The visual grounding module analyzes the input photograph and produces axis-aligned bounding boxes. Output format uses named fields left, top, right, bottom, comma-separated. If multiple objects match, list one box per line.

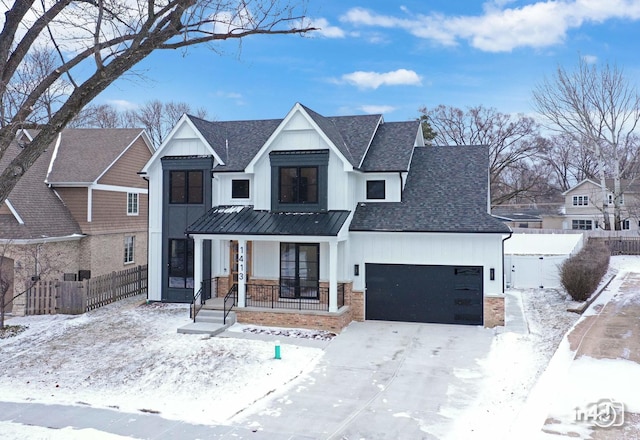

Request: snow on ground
left=0, top=297, right=323, bottom=426
left=0, top=421, right=135, bottom=440
left=2, top=256, right=639, bottom=440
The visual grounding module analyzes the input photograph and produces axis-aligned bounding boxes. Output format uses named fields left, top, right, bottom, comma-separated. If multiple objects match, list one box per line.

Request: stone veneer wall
left=484, top=296, right=505, bottom=328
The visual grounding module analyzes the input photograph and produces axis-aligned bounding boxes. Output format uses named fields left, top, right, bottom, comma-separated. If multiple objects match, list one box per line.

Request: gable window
left=124, top=236, right=135, bottom=264
left=168, top=239, right=194, bottom=289
left=279, top=167, right=318, bottom=204
left=572, top=195, right=589, bottom=206
left=231, top=179, right=250, bottom=199
left=366, top=180, right=386, bottom=200
left=170, top=170, right=203, bottom=204
left=127, top=193, right=139, bottom=215
left=572, top=219, right=593, bottom=230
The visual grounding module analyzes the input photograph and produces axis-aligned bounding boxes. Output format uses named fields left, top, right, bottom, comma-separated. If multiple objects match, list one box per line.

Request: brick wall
left=236, top=307, right=352, bottom=333
left=484, top=296, right=505, bottom=328
left=78, top=231, right=148, bottom=278
left=350, top=290, right=365, bottom=321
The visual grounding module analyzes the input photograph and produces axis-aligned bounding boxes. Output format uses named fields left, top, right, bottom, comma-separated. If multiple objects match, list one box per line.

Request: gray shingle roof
left=46, top=128, right=145, bottom=183
left=0, top=140, right=82, bottom=240
left=188, top=105, right=409, bottom=172
left=186, top=206, right=350, bottom=236
left=350, top=146, right=511, bottom=233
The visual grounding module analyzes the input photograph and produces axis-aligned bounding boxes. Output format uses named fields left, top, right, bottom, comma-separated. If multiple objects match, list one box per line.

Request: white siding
left=215, top=173, right=254, bottom=206
left=349, top=232, right=505, bottom=296
left=356, top=172, right=403, bottom=203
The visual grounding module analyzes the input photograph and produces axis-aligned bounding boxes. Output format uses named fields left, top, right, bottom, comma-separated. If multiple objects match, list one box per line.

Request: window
left=170, top=170, right=203, bottom=204
left=572, top=195, right=589, bottom=206
left=231, top=179, right=250, bottom=199
left=127, top=193, right=139, bottom=215
left=366, top=180, right=386, bottom=200
left=279, top=167, right=318, bottom=204
left=608, top=194, right=624, bottom=206
left=168, top=239, right=194, bottom=289
left=572, top=219, right=593, bottom=230
left=280, top=243, right=319, bottom=299
left=124, top=236, right=135, bottom=264
left=622, top=219, right=630, bottom=230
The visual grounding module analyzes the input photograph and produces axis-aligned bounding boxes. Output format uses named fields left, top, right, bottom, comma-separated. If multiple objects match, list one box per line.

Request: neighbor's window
left=608, top=194, right=624, bottom=206
left=231, top=179, right=250, bottom=199
left=279, top=166, right=318, bottom=204
left=366, top=180, right=386, bottom=200
left=572, top=195, right=589, bottom=206
left=170, top=170, right=203, bottom=204
left=168, top=239, right=194, bottom=289
left=124, top=236, right=135, bottom=264
left=127, top=192, right=139, bottom=215
left=622, top=219, right=630, bottom=230
left=572, top=219, right=593, bottom=230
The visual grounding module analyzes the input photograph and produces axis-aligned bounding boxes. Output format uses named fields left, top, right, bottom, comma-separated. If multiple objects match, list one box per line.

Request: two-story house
left=0, top=128, right=153, bottom=315
left=547, top=178, right=640, bottom=231
left=141, top=103, right=511, bottom=331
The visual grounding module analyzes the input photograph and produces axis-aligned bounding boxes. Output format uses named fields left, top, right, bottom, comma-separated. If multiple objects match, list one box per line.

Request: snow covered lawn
left=0, top=298, right=323, bottom=425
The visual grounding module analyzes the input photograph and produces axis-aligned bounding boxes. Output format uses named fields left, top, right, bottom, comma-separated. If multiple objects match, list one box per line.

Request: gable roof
left=563, top=178, right=640, bottom=196
left=359, top=121, right=419, bottom=172
left=0, top=137, right=82, bottom=240
left=350, top=146, right=511, bottom=233
left=45, top=128, right=149, bottom=184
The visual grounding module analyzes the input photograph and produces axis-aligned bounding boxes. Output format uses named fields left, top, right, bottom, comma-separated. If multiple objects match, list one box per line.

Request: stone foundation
left=484, top=295, right=505, bottom=328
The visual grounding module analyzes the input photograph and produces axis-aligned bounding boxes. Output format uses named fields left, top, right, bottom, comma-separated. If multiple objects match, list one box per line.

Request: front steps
left=177, top=309, right=236, bottom=336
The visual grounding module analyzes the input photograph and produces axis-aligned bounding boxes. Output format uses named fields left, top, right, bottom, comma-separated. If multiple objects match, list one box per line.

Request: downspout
left=502, top=231, right=513, bottom=293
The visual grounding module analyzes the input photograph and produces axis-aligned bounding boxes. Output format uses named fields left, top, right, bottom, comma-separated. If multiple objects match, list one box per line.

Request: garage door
left=365, top=263, right=483, bottom=325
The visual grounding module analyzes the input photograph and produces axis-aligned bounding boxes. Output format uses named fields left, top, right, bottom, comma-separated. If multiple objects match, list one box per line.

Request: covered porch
left=187, top=206, right=352, bottom=326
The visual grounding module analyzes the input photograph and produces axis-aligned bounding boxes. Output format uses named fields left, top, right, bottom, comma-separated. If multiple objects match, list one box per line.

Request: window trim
left=572, top=195, right=589, bottom=206
left=572, top=219, right=593, bottom=230
left=366, top=180, right=386, bottom=200
left=278, top=166, right=319, bottom=205
left=124, top=235, right=135, bottom=264
left=231, top=179, right=250, bottom=199
left=127, top=192, right=139, bottom=216
left=269, top=150, right=329, bottom=212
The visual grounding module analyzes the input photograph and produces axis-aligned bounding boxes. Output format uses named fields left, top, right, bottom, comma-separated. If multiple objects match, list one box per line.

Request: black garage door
left=365, top=263, right=483, bottom=325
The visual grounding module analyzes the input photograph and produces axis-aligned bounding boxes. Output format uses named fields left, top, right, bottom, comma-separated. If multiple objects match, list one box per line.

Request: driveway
left=230, top=321, right=495, bottom=439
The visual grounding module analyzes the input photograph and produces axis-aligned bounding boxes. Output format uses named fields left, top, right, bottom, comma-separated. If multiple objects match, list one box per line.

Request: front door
left=280, top=243, right=319, bottom=299
left=229, top=241, right=252, bottom=287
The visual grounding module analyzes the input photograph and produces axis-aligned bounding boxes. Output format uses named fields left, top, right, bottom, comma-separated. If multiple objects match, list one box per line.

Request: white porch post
left=329, top=240, right=338, bottom=313
left=193, top=236, right=203, bottom=297
left=237, top=239, right=247, bottom=307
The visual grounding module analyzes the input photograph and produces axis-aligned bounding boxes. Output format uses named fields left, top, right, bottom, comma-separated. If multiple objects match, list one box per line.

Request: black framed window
left=168, top=239, right=194, bottom=288
left=170, top=170, right=203, bottom=204
left=366, top=180, right=386, bottom=200
left=280, top=243, right=319, bottom=299
left=232, top=179, right=250, bottom=199
left=279, top=166, right=318, bottom=204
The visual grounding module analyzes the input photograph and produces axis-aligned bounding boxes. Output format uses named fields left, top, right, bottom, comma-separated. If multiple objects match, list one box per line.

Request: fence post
left=137, top=265, right=142, bottom=295
left=111, top=271, right=116, bottom=302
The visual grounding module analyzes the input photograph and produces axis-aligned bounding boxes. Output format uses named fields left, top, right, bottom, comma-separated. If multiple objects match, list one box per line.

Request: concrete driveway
left=230, top=321, right=495, bottom=439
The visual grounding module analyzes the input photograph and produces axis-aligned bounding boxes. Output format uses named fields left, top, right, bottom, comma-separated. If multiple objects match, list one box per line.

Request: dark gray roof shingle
left=350, top=146, right=511, bottom=233
left=360, top=121, right=419, bottom=171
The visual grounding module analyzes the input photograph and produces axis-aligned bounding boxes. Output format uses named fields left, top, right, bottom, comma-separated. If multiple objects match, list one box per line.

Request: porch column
left=237, top=238, right=247, bottom=307
left=329, top=240, right=338, bottom=313
left=193, top=236, right=203, bottom=298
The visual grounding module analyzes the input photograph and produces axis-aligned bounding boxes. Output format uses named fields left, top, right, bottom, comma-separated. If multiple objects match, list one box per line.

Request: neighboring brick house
left=551, top=178, right=640, bottom=231
left=141, top=103, right=511, bottom=331
left=0, top=128, right=154, bottom=315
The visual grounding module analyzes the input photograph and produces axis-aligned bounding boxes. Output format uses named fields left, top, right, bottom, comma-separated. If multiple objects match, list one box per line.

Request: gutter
left=502, top=230, right=513, bottom=293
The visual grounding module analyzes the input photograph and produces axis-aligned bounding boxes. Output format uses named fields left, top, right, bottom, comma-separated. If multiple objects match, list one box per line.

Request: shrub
left=560, top=239, right=610, bottom=301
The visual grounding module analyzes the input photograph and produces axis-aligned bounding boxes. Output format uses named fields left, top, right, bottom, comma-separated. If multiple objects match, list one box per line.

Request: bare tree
left=0, top=0, right=314, bottom=206
left=420, top=104, right=545, bottom=204
left=542, top=133, right=600, bottom=192
left=69, top=103, right=125, bottom=128
left=533, top=59, right=640, bottom=230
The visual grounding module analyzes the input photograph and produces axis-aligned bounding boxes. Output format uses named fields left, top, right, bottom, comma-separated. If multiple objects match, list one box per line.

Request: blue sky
left=98, top=0, right=640, bottom=122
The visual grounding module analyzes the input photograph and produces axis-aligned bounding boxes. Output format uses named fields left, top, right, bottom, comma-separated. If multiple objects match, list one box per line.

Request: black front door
left=280, top=243, right=319, bottom=299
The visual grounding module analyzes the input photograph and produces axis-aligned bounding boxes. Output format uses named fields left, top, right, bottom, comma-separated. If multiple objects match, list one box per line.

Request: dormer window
left=270, top=150, right=328, bottom=212
left=232, top=179, right=250, bottom=199
left=279, top=167, right=318, bottom=204
left=366, top=180, right=385, bottom=200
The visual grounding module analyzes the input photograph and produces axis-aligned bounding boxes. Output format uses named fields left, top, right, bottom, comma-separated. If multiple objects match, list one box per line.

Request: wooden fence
left=26, top=265, right=147, bottom=315
left=592, top=237, right=640, bottom=255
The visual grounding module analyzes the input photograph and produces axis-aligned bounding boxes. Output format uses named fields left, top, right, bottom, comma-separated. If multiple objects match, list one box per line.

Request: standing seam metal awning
left=185, top=206, right=351, bottom=236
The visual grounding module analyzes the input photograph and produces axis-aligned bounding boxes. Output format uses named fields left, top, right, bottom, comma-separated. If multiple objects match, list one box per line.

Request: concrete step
left=194, top=309, right=236, bottom=325
left=177, top=321, right=231, bottom=336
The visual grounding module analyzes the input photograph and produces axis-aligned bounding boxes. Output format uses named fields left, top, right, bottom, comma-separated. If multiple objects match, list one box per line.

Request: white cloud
left=341, top=1, right=640, bottom=52
left=359, top=105, right=396, bottom=114
left=340, top=69, right=422, bottom=89
left=307, top=17, right=345, bottom=38
left=107, top=99, right=138, bottom=111
left=582, top=54, right=598, bottom=64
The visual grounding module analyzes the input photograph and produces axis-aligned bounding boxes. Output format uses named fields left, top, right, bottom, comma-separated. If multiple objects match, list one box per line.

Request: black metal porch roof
left=186, top=206, right=351, bottom=236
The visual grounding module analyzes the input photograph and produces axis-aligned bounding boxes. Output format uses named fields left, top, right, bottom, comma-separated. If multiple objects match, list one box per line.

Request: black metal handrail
left=223, top=284, right=237, bottom=324
left=245, top=283, right=345, bottom=311
left=191, top=284, right=203, bottom=323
